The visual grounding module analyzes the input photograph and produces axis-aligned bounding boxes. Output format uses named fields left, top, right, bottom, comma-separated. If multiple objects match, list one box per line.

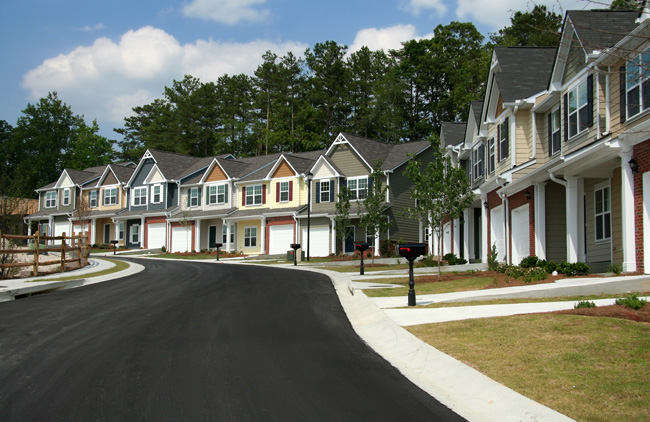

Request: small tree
left=360, top=161, right=391, bottom=263
left=404, top=138, right=474, bottom=276
left=333, top=185, right=353, bottom=255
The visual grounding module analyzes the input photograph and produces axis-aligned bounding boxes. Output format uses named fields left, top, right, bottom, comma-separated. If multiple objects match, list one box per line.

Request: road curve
left=0, top=258, right=464, bottom=421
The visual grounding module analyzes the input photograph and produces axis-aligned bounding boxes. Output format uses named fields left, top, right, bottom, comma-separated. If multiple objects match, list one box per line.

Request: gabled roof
left=110, top=164, right=136, bottom=184
left=493, top=47, right=557, bottom=103
left=382, top=141, right=430, bottom=171
left=471, top=101, right=483, bottom=127
left=567, top=9, right=639, bottom=54
left=440, top=122, right=467, bottom=148
left=148, top=149, right=206, bottom=180
left=63, top=168, right=100, bottom=186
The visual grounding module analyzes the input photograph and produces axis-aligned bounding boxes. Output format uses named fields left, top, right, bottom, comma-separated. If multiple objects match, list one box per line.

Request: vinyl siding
left=562, top=33, right=585, bottom=84
left=515, top=109, right=532, bottom=165
left=270, top=178, right=300, bottom=209
left=102, top=171, right=118, bottom=186
left=311, top=178, right=338, bottom=214
left=238, top=219, right=262, bottom=254
left=545, top=181, right=567, bottom=263
left=149, top=182, right=167, bottom=211
left=329, top=144, right=369, bottom=176
left=611, top=168, right=623, bottom=266
left=584, top=178, right=611, bottom=271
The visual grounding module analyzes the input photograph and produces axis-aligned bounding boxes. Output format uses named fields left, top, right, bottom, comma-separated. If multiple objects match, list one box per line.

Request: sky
left=1, top=0, right=589, bottom=141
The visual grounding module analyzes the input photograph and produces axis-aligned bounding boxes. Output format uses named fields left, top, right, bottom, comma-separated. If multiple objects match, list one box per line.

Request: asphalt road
left=0, top=259, right=464, bottom=421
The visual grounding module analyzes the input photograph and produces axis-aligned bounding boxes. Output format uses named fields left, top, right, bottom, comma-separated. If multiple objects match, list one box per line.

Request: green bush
left=615, top=294, right=648, bottom=310
left=519, top=255, right=539, bottom=268
left=606, top=264, right=622, bottom=275
left=487, top=244, right=499, bottom=271
left=575, top=300, right=596, bottom=309
left=161, top=245, right=166, bottom=253
left=443, top=253, right=467, bottom=265
left=557, top=261, right=590, bottom=276
left=418, top=255, right=440, bottom=267
left=380, top=239, right=392, bottom=257
left=522, top=267, right=548, bottom=283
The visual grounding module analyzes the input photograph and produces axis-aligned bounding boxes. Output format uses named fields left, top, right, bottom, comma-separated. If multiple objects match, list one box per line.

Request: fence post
left=60, top=232, right=66, bottom=273
left=83, top=232, right=89, bottom=267
left=34, top=231, right=39, bottom=276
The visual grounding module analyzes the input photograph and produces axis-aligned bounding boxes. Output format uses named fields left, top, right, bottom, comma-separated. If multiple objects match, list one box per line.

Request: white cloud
left=182, top=0, right=269, bottom=25
left=22, top=26, right=307, bottom=125
left=78, top=23, right=105, bottom=32
left=456, top=0, right=586, bottom=31
left=348, top=24, right=434, bottom=55
left=399, top=0, right=447, bottom=16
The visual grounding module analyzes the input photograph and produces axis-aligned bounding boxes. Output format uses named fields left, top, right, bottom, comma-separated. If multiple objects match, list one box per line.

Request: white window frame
left=626, top=48, right=650, bottom=120
left=222, top=224, right=235, bottom=243
left=498, top=120, right=509, bottom=162
left=549, top=107, right=561, bottom=156
left=347, top=177, right=368, bottom=201
left=45, top=191, right=57, bottom=208
left=568, top=79, right=589, bottom=138
left=594, top=181, right=611, bottom=242
left=488, top=138, right=495, bottom=174
left=62, top=188, right=70, bottom=206
left=132, top=187, right=147, bottom=207
left=245, top=184, right=263, bottom=206
left=189, top=187, right=200, bottom=207
left=208, top=184, right=227, bottom=205
left=131, top=224, right=140, bottom=244
left=319, top=180, right=330, bottom=203
left=104, top=187, right=118, bottom=206
left=279, top=181, right=290, bottom=202
left=472, top=144, right=484, bottom=181
left=151, top=184, right=162, bottom=204
left=118, top=221, right=125, bottom=240
left=244, top=226, right=257, bottom=248
left=89, top=190, right=98, bottom=208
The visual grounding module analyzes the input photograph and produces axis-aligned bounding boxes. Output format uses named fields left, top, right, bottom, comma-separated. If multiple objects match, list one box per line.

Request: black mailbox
left=213, top=242, right=223, bottom=261
left=110, top=240, right=119, bottom=255
left=355, top=242, right=371, bottom=275
left=290, top=243, right=301, bottom=266
left=397, top=242, right=427, bottom=307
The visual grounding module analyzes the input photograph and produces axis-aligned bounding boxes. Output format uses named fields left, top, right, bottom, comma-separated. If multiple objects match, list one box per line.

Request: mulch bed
left=552, top=304, right=650, bottom=323
left=412, top=270, right=600, bottom=288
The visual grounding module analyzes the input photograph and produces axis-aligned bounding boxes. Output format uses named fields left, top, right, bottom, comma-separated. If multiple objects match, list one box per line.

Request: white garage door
left=269, top=225, right=294, bottom=255
left=511, top=205, right=530, bottom=266
left=443, top=222, right=452, bottom=255
left=171, top=226, right=191, bottom=253
left=54, top=221, right=69, bottom=237
left=491, top=205, right=505, bottom=263
left=302, top=227, right=329, bottom=257
left=148, top=223, right=166, bottom=249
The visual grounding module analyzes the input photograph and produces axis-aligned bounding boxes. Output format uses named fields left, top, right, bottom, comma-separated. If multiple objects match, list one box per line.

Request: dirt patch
left=552, top=304, right=650, bottom=323
left=412, top=270, right=600, bottom=289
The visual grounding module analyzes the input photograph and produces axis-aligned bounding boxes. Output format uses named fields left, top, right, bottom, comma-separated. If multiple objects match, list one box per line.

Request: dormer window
left=625, top=48, right=650, bottom=120
left=208, top=184, right=228, bottom=205
left=62, top=188, right=70, bottom=206
left=45, top=191, right=56, bottom=208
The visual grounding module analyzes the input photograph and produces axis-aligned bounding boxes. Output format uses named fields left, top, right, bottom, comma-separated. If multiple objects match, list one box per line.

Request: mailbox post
left=398, top=243, right=427, bottom=306
left=355, top=242, right=370, bottom=275
left=110, top=240, right=119, bottom=255
left=290, top=243, right=301, bottom=266
left=213, top=242, right=223, bottom=261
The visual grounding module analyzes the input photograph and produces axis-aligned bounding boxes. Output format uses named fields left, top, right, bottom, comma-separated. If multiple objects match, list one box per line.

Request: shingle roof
left=567, top=10, right=639, bottom=53
left=494, top=47, right=557, bottom=102
left=471, top=101, right=483, bottom=126
left=337, top=133, right=430, bottom=171
left=383, top=141, right=430, bottom=170
left=168, top=207, right=237, bottom=219
left=440, top=122, right=467, bottom=148
left=148, top=149, right=205, bottom=180
left=65, top=168, right=101, bottom=185
left=110, top=164, right=135, bottom=184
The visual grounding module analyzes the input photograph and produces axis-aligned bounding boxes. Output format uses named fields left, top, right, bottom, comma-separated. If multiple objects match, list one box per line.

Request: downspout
left=511, top=106, right=519, bottom=168
left=605, top=67, right=611, bottom=134
left=549, top=172, right=567, bottom=187
left=530, top=110, right=536, bottom=159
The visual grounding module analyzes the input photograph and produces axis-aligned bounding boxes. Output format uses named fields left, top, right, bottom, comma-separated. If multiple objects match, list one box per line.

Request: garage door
left=302, top=227, right=329, bottom=257
left=490, top=205, right=505, bottom=262
left=148, top=223, right=166, bottom=249
left=269, top=225, right=294, bottom=255
left=54, top=221, right=69, bottom=237
left=511, top=205, right=530, bottom=266
left=171, top=226, right=191, bottom=253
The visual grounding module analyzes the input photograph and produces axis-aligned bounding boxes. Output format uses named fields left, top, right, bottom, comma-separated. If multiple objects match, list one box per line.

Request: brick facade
left=633, top=139, right=650, bottom=273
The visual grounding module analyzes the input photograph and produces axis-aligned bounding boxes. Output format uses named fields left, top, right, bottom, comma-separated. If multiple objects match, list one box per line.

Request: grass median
left=32, top=259, right=130, bottom=282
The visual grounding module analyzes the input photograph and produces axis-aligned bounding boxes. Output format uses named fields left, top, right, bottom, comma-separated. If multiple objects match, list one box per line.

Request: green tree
left=216, top=74, right=256, bottom=156
left=115, top=98, right=172, bottom=161
left=610, top=0, right=644, bottom=9
left=490, top=5, right=562, bottom=47
left=64, top=119, right=114, bottom=170
left=333, top=185, right=352, bottom=255
left=360, top=161, right=391, bottom=262
left=404, top=139, right=474, bottom=275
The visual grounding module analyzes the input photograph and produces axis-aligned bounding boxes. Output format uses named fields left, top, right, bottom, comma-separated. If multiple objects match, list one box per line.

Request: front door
left=104, top=224, right=111, bottom=244
left=344, top=226, right=355, bottom=253
left=208, top=226, right=217, bottom=249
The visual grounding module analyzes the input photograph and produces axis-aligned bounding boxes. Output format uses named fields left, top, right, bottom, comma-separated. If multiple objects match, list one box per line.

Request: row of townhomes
left=437, top=7, right=650, bottom=274
left=26, top=134, right=431, bottom=257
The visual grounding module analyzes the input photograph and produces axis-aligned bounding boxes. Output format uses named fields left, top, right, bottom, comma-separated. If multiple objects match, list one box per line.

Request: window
left=245, top=184, right=263, bottom=206
left=131, top=224, right=140, bottom=244
left=498, top=118, right=509, bottom=161
left=45, top=191, right=56, bottom=208
left=104, top=187, right=118, bottom=206
left=62, top=188, right=70, bottom=206
left=549, top=108, right=561, bottom=155
left=89, top=190, right=98, bottom=208
left=366, top=227, right=375, bottom=244
left=189, top=187, right=199, bottom=207
left=222, top=224, right=235, bottom=244
left=347, top=177, right=368, bottom=201
left=278, top=181, right=289, bottom=202
left=488, top=138, right=495, bottom=174
left=594, top=183, right=611, bottom=242
left=151, top=184, right=162, bottom=204
left=118, top=222, right=125, bottom=240
left=319, top=180, right=330, bottom=203
left=208, top=184, right=227, bottom=205
left=132, top=187, right=146, bottom=206
left=568, top=79, right=590, bottom=138
left=244, top=226, right=257, bottom=247
left=472, top=144, right=484, bottom=181
left=424, top=226, right=430, bottom=243
left=626, top=48, right=650, bottom=119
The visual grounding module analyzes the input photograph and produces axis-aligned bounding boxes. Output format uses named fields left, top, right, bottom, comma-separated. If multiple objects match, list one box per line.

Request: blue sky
left=1, top=0, right=586, bottom=140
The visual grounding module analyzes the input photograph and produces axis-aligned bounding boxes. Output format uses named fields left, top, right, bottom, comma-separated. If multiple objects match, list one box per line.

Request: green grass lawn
left=314, top=264, right=411, bottom=273
left=363, top=276, right=496, bottom=297
left=32, top=259, right=130, bottom=282
left=408, top=314, right=650, bottom=422
left=149, top=253, right=238, bottom=260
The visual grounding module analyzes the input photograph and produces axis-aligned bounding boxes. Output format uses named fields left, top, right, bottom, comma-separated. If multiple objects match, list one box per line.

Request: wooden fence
left=0, top=231, right=89, bottom=277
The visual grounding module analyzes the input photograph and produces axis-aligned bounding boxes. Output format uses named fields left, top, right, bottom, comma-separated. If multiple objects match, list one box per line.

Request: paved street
left=0, top=258, right=463, bottom=421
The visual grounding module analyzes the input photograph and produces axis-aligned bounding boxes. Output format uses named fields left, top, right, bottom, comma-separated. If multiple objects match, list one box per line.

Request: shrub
left=380, top=239, right=392, bottom=257
left=418, top=255, right=440, bottom=267
left=443, top=253, right=467, bottom=265
left=557, top=261, right=590, bottom=276
left=487, top=243, right=499, bottom=271
left=522, top=267, right=548, bottom=283
left=536, top=259, right=557, bottom=274
left=161, top=245, right=166, bottom=253
left=615, top=294, right=648, bottom=310
left=575, top=300, right=596, bottom=309
left=519, top=255, right=539, bottom=268
left=606, top=264, right=621, bottom=275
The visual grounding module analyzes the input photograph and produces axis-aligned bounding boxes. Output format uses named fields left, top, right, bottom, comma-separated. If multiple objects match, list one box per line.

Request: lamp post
left=307, top=171, right=313, bottom=261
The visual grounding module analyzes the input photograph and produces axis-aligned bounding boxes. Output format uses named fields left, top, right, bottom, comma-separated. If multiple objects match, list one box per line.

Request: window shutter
left=198, top=189, right=202, bottom=205
left=242, top=186, right=246, bottom=206
left=497, top=124, right=501, bottom=161
left=563, top=93, right=568, bottom=141
left=315, top=181, right=321, bottom=204
left=586, top=74, right=594, bottom=128
left=620, top=64, right=627, bottom=124
left=224, top=185, right=229, bottom=203
left=276, top=182, right=280, bottom=202
left=187, top=190, right=190, bottom=207
left=289, top=181, right=293, bottom=201
left=368, top=177, right=373, bottom=197
left=262, top=185, right=266, bottom=204
left=341, top=179, right=347, bottom=189
left=504, top=117, right=509, bottom=157
left=329, top=180, right=334, bottom=202
left=548, top=113, right=553, bottom=156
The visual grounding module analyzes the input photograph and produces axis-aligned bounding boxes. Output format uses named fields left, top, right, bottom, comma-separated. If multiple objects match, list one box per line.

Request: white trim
left=199, top=158, right=231, bottom=184
left=151, top=183, right=163, bottom=204
left=325, top=133, right=373, bottom=171
left=264, top=155, right=298, bottom=180
left=132, top=186, right=147, bottom=207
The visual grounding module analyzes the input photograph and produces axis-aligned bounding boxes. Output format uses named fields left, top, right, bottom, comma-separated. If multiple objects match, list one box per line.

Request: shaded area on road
left=0, top=258, right=463, bottom=421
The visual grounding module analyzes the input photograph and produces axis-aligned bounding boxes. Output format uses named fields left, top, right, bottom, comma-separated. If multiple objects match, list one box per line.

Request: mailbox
left=354, top=242, right=371, bottom=275
left=213, top=242, right=223, bottom=261
left=290, top=243, right=301, bottom=266
left=110, top=240, right=119, bottom=255
left=398, top=243, right=427, bottom=260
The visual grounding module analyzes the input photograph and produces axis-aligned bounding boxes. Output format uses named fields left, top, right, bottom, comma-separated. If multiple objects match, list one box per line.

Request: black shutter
left=367, top=177, right=373, bottom=197
left=224, top=185, right=229, bottom=203
left=586, top=74, right=594, bottom=128
left=620, top=64, right=627, bottom=123
left=329, top=180, right=334, bottom=202
left=497, top=124, right=501, bottom=161
left=504, top=117, right=509, bottom=158
left=315, top=181, right=320, bottom=204
left=563, top=93, right=568, bottom=141
left=548, top=113, right=553, bottom=156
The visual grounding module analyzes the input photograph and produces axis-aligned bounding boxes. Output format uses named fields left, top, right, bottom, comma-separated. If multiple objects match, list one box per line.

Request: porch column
left=225, top=220, right=231, bottom=252
left=27, top=222, right=32, bottom=236
left=565, top=176, right=579, bottom=263
left=90, top=218, right=97, bottom=245
left=620, top=149, right=637, bottom=272
left=330, top=218, right=336, bottom=255
left=453, top=217, right=459, bottom=255
left=140, top=217, right=145, bottom=247
left=481, top=193, right=488, bottom=263
left=534, top=182, right=547, bottom=260
left=196, top=220, right=201, bottom=252
left=427, top=214, right=434, bottom=255
left=260, top=217, right=266, bottom=255
left=577, top=178, right=586, bottom=263
left=374, top=228, right=380, bottom=256
left=418, top=219, right=423, bottom=243
left=463, top=209, right=471, bottom=261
